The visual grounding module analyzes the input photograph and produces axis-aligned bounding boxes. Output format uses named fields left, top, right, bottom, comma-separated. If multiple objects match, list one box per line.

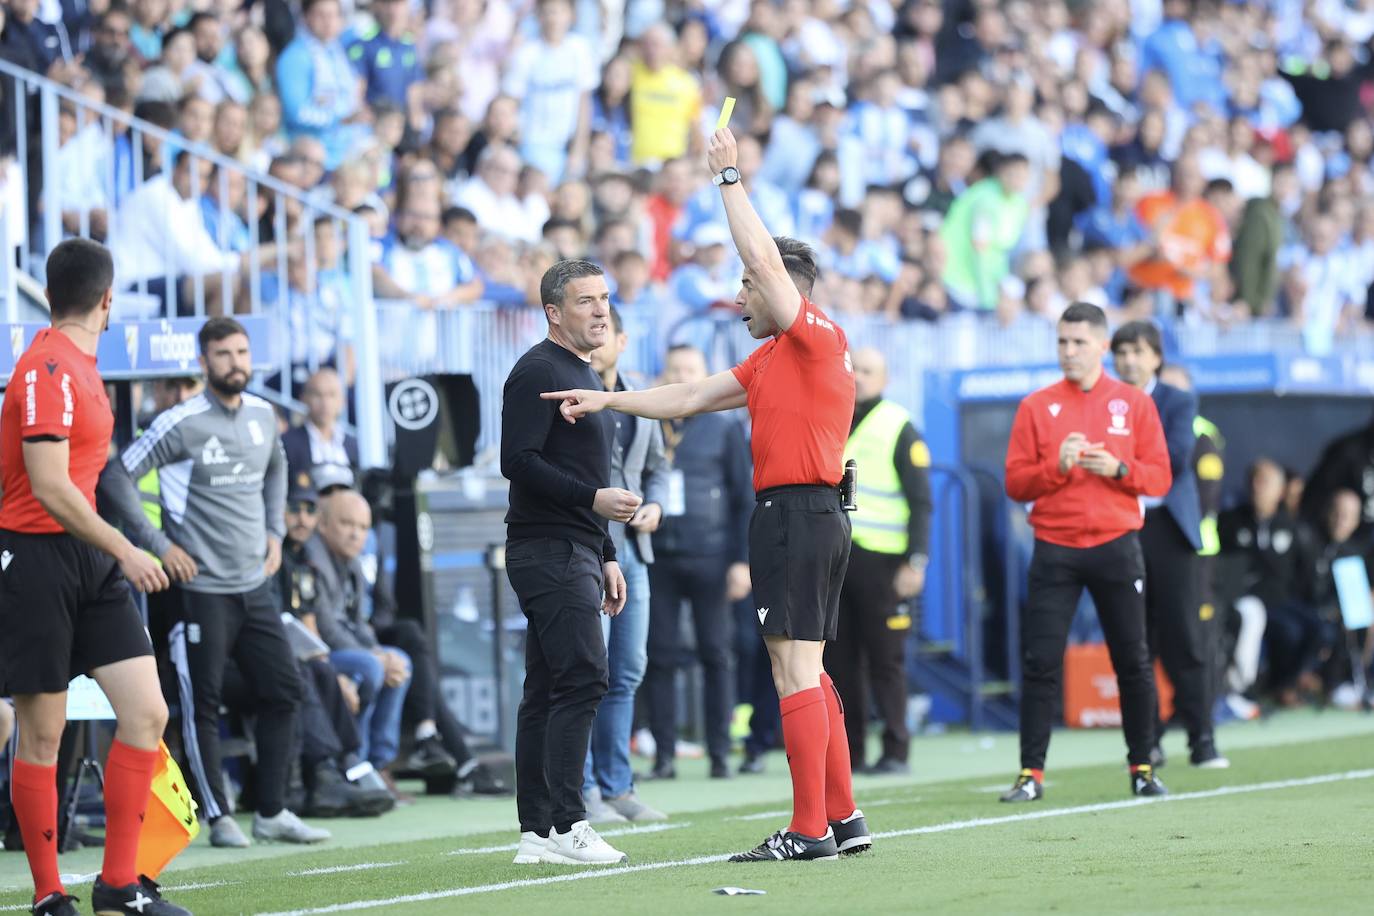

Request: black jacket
left=651, top=413, right=753, bottom=562
left=1301, top=422, right=1374, bottom=532
left=1216, top=504, right=1306, bottom=610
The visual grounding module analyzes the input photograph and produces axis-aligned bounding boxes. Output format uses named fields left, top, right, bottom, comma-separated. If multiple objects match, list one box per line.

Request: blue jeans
left=583, top=543, right=650, bottom=798
left=331, top=647, right=411, bottom=769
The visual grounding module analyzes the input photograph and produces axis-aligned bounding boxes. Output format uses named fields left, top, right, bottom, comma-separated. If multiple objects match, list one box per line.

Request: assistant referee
left=0, top=239, right=189, bottom=916
left=1001, top=303, right=1172, bottom=803
left=544, top=127, right=869, bottom=863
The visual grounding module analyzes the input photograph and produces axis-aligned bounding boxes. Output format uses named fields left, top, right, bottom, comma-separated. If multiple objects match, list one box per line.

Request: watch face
left=724, top=167, right=740, bottom=181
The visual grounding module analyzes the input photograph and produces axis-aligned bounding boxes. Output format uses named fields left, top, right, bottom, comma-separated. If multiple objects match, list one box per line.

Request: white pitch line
left=728, top=798, right=905, bottom=821
left=165, top=880, right=239, bottom=891
left=885, top=769, right=1374, bottom=839
left=445, top=821, right=689, bottom=856
left=257, top=768, right=1374, bottom=916
left=290, top=863, right=405, bottom=877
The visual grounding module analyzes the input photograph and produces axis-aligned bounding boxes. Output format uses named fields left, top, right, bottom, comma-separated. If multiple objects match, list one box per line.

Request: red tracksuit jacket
left=1004, top=374, right=1171, bottom=548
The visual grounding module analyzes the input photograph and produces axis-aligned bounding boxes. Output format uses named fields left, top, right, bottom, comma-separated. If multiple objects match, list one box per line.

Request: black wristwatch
left=713, top=166, right=741, bottom=186
left=1115, top=461, right=1129, bottom=480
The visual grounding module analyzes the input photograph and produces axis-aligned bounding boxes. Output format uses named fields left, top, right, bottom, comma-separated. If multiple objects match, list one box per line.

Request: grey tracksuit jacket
left=109, top=391, right=287, bottom=594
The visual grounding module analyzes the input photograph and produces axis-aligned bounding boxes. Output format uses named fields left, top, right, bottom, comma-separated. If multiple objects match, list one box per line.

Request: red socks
left=779, top=687, right=829, bottom=838
left=101, top=740, right=159, bottom=889
left=11, top=760, right=64, bottom=902
left=819, top=673, right=856, bottom=822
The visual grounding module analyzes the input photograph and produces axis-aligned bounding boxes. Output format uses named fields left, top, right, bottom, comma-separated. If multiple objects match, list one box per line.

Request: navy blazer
left=1151, top=379, right=1203, bottom=551
left=283, top=423, right=360, bottom=490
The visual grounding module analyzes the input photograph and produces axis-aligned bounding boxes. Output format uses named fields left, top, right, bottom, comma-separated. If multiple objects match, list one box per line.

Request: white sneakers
left=252, top=808, right=331, bottom=844
left=513, top=821, right=628, bottom=865
left=513, top=831, right=548, bottom=864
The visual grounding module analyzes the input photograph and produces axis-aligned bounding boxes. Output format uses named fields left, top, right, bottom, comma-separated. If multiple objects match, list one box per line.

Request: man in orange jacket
left=1001, top=302, right=1172, bottom=803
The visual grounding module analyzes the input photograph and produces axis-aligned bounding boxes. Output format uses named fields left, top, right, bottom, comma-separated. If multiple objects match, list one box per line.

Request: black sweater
left=501, top=339, right=616, bottom=562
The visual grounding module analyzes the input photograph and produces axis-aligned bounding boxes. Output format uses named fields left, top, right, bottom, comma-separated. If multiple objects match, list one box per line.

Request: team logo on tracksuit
left=1107, top=399, right=1131, bottom=436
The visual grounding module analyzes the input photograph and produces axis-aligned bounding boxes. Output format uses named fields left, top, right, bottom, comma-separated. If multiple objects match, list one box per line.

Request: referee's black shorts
left=748, top=485, right=852, bottom=642
left=0, top=529, right=153, bottom=695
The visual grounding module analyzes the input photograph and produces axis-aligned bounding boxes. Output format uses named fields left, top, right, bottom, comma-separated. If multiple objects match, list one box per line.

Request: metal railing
left=0, top=59, right=384, bottom=466
left=375, top=304, right=1373, bottom=463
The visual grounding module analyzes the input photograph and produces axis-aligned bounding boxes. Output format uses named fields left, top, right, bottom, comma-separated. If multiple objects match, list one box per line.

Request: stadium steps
left=913, top=642, right=1019, bottom=731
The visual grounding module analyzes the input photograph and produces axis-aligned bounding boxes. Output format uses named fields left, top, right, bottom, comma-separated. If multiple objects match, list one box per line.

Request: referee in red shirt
left=1001, top=303, right=1172, bottom=804
left=0, top=240, right=190, bottom=916
left=544, top=127, right=868, bottom=862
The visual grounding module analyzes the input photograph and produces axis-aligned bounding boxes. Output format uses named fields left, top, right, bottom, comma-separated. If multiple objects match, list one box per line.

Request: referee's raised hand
left=541, top=387, right=610, bottom=423
left=120, top=545, right=170, bottom=593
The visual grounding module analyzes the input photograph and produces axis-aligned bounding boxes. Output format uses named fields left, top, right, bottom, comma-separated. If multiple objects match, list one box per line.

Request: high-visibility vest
left=138, top=467, right=162, bottom=531
left=1194, top=415, right=1224, bottom=557
left=843, top=399, right=915, bottom=555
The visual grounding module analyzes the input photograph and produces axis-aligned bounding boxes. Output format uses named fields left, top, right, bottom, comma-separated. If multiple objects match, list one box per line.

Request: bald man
left=283, top=368, right=359, bottom=494
left=309, top=489, right=465, bottom=787
left=823, top=348, right=932, bottom=775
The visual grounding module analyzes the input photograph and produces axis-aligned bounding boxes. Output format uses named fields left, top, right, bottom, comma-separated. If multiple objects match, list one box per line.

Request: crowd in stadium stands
left=2, top=0, right=1372, bottom=346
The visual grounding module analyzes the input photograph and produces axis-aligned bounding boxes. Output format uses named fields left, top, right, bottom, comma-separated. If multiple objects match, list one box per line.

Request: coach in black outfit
left=1111, top=321, right=1228, bottom=769
left=501, top=259, right=642, bottom=866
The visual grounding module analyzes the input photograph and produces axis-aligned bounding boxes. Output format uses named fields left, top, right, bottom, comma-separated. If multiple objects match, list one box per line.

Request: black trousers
left=507, top=538, right=608, bottom=834
left=1141, top=509, right=1215, bottom=750
left=169, top=581, right=302, bottom=820
left=375, top=617, right=472, bottom=766
left=645, top=553, right=736, bottom=766
left=824, top=546, right=912, bottom=766
left=299, top=656, right=361, bottom=767
left=1020, top=534, right=1156, bottom=770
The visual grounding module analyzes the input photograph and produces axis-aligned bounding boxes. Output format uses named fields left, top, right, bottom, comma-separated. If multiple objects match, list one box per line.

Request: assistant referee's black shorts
left=0, top=529, right=154, bottom=695
left=748, top=485, right=852, bottom=642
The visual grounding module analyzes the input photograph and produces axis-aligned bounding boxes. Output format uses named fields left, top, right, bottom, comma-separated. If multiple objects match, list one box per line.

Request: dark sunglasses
left=288, top=500, right=318, bottom=515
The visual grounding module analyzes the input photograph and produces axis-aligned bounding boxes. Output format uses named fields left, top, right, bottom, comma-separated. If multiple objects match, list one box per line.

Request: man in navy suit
left=1112, top=322, right=1228, bottom=769
left=283, top=368, right=360, bottom=493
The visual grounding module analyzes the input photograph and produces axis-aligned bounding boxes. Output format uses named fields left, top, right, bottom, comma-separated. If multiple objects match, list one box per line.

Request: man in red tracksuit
left=1000, top=303, right=1172, bottom=803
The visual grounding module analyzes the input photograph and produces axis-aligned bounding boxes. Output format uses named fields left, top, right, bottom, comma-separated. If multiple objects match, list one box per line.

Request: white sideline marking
left=727, top=798, right=903, bottom=821
left=446, top=822, right=689, bottom=855
left=257, top=769, right=1374, bottom=915
left=290, top=863, right=404, bottom=877
left=165, top=880, right=238, bottom=891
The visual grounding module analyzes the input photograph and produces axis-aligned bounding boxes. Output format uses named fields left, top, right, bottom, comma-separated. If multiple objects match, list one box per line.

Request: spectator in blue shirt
left=346, top=0, right=423, bottom=124
left=276, top=0, right=369, bottom=170
left=590, top=55, right=631, bottom=167
left=1077, top=169, right=1151, bottom=296
left=200, top=167, right=251, bottom=253
left=1062, top=101, right=1119, bottom=208
left=1138, top=0, right=1228, bottom=116
left=373, top=187, right=484, bottom=310
left=7, top=0, right=74, bottom=73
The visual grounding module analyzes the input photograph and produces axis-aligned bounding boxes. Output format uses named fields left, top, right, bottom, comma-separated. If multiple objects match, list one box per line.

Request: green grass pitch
left=3, top=710, right=1371, bottom=914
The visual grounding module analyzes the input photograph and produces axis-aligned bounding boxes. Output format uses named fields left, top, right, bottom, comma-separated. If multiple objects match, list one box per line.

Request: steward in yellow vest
left=823, top=348, right=931, bottom=775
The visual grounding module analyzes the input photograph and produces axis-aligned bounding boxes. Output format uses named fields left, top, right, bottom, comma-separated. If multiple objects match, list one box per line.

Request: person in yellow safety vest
left=823, top=347, right=932, bottom=776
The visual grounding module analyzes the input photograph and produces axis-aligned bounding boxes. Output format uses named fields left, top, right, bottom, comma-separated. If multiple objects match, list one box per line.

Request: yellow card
left=716, top=97, right=736, bottom=131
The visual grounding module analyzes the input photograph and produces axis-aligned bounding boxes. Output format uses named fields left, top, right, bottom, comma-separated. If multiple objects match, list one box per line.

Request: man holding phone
left=1001, top=303, right=1173, bottom=803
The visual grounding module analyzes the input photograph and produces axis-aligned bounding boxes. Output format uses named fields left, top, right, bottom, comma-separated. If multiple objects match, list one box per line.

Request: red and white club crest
left=1107, top=398, right=1130, bottom=432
